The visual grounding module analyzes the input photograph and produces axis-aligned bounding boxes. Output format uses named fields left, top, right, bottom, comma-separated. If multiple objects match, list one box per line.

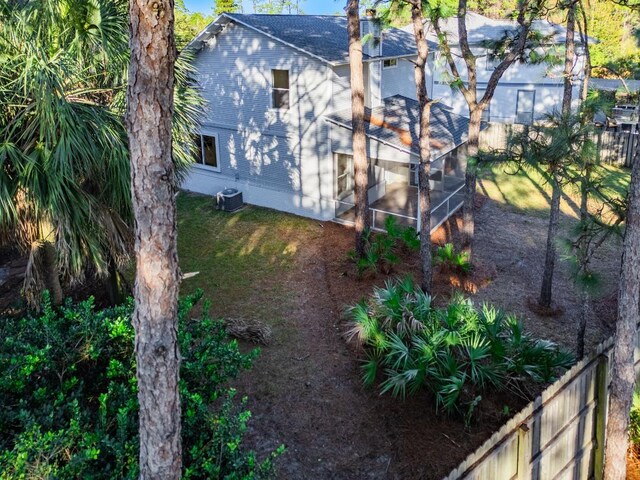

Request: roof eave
left=324, top=117, right=415, bottom=157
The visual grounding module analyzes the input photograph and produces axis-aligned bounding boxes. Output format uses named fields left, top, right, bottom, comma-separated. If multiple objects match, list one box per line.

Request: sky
left=183, top=0, right=346, bottom=15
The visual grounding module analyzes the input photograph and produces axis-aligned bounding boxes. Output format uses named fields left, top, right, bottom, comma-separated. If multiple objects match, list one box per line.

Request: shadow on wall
left=194, top=23, right=336, bottom=216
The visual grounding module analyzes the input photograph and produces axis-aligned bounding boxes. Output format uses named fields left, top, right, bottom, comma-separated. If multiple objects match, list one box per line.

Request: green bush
left=434, top=243, right=471, bottom=274
left=0, top=291, right=282, bottom=479
left=349, top=217, right=421, bottom=275
left=346, top=277, right=574, bottom=423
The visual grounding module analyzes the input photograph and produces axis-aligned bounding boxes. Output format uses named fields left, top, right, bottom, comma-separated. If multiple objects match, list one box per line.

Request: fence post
left=593, top=353, right=610, bottom=480
left=517, top=423, right=531, bottom=480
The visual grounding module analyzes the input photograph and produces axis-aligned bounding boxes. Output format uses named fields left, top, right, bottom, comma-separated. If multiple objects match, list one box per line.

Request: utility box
left=216, top=188, right=243, bottom=212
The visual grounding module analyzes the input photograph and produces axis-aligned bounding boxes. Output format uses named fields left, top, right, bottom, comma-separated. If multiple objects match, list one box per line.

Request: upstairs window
left=194, top=134, right=220, bottom=170
left=383, top=58, right=398, bottom=69
left=272, top=69, right=290, bottom=109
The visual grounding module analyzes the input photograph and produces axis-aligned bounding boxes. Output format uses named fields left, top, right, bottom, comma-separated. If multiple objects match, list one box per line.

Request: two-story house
left=183, top=13, right=473, bottom=231
left=411, top=12, right=587, bottom=124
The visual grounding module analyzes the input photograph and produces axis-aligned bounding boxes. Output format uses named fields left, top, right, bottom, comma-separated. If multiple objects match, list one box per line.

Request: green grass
left=477, top=163, right=631, bottom=218
left=176, top=193, right=317, bottom=321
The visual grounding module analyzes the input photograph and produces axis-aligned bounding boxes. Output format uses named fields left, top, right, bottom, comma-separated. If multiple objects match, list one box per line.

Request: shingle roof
left=403, top=12, right=588, bottom=45
left=325, top=95, right=472, bottom=159
left=212, top=14, right=429, bottom=64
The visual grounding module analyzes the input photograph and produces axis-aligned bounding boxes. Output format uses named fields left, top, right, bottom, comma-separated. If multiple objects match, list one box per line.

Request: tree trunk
left=461, top=106, right=483, bottom=256
left=539, top=176, right=561, bottom=308
left=42, top=240, right=63, bottom=306
left=603, top=143, right=640, bottom=480
left=410, top=4, right=432, bottom=295
left=577, top=1, right=591, bottom=103
left=127, top=1, right=182, bottom=478
left=562, top=1, right=576, bottom=115
left=346, top=0, right=369, bottom=257
left=576, top=289, right=589, bottom=358
left=105, top=256, right=127, bottom=306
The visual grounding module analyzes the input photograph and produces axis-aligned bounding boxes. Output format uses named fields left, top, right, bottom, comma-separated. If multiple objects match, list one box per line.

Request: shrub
left=348, top=217, right=421, bottom=275
left=0, top=291, right=282, bottom=479
left=346, top=277, right=574, bottom=423
left=434, top=243, right=471, bottom=274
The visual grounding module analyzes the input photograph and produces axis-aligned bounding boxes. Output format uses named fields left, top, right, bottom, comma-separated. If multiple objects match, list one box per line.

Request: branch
left=431, top=16, right=470, bottom=100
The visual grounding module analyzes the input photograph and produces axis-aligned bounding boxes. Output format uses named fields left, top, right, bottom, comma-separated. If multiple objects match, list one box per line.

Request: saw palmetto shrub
left=346, top=277, right=574, bottom=423
left=0, top=291, right=282, bottom=479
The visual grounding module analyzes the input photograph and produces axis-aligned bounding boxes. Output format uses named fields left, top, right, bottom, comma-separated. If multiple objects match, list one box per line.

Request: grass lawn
left=176, top=193, right=317, bottom=320
left=477, top=163, right=631, bottom=218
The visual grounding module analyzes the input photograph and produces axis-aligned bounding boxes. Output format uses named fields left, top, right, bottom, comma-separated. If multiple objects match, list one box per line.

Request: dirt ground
left=232, top=195, right=620, bottom=479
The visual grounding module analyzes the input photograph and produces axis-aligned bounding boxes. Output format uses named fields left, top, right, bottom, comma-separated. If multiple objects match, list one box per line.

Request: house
left=183, top=13, right=473, bottom=231
left=410, top=12, right=588, bottom=124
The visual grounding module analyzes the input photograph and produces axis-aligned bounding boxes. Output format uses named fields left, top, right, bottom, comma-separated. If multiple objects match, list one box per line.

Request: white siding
left=381, top=55, right=422, bottom=100
left=431, top=47, right=586, bottom=122
left=184, top=22, right=336, bottom=219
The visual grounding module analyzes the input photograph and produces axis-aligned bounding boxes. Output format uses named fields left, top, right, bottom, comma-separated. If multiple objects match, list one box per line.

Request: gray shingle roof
left=403, top=12, right=589, bottom=45
left=325, top=95, right=472, bottom=159
left=222, top=14, right=428, bottom=64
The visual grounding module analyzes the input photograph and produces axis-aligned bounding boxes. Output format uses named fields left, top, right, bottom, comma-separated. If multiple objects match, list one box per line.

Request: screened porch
left=334, top=144, right=467, bottom=233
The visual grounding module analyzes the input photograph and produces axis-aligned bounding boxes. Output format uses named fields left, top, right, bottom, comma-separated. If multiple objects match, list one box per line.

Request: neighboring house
left=183, top=13, right=472, bottom=231
left=409, top=12, right=588, bottom=124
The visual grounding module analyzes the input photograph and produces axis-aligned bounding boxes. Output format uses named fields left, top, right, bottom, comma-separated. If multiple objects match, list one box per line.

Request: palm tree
left=0, top=0, right=202, bottom=308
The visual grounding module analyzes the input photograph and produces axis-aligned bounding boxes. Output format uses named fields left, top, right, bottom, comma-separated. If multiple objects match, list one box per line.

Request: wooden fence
left=443, top=330, right=640, bottom=480
left=479, top=123, right=638, bottom=168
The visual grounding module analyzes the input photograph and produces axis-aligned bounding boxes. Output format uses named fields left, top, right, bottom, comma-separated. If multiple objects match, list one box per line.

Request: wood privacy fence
left=479, top=123, right=638, bottom=168
left=443, top=330, right=640, bottom=480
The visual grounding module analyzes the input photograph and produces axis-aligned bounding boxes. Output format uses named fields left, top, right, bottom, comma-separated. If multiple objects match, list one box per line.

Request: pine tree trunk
left=346, top=0, right=369, bottom=257
left=576, top=289, right=589, bottom=358
left=127, top=1, right=182, bottom=478
left=461, top=107, right=483, bottom=256
left=603, top=144, right=640, bottom=480
left=562, top=1, right=576, bottom=115
left=410, top=4, right=432, bottom=295
left=539, top=176, right=561, bottom=308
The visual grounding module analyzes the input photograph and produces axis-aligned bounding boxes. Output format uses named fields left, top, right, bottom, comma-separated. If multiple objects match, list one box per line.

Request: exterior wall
left=183, top=22, right=336, bottom=220
left=432, top=82, right=582, bottom=123
left=330, top=54, right=429, bottom=111
left=431, top=46, right=585, bottom=123
left=381, top=56, right=421, bottom=100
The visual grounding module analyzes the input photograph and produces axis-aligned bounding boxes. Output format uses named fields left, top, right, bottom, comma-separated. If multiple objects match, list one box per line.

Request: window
left=485, top=49, right=499, bottom=71
left=478, top=90, right=490, bottom=122
left=194, top=134, right=220, bottom=170
left=516, top=90, right=535, bottom=125
left=336, top=154, right=353, bottom=200
left=383, top=58, right=398, bottom=69
left=271, top=69, right=290, bottom=109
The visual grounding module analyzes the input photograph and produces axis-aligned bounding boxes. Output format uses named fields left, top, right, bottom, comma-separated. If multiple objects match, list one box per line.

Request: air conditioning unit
left=216, top=188, right=243, bottom=212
